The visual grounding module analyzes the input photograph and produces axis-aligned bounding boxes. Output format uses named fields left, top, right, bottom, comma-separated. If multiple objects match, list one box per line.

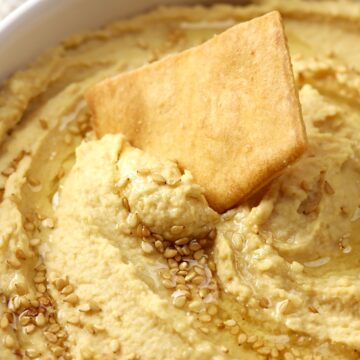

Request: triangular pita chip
left=86, top=11, right=306, bottom=213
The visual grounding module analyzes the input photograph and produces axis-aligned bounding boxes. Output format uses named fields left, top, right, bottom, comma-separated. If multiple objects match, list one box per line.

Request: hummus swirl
left=1, top=1, right=360, bottom=359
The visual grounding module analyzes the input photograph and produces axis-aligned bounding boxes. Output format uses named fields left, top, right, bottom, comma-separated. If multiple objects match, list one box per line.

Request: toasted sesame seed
left=230, top=326, right=240, bottom=335
left=194, top=266, right=205, bottom=276
left=15, top=282, right=27, bottom=295
left=173, top=295, right=187, bottom=308
left=141, top=225, right=151, bottom=238
left=19, top=315, right=31, bottom=326
left=24, top=222, right=35, bottom=231
left=193, top=250, right=205, bottom=260
left=189, top=240, right=201, bottom=252
left=52, top=346, right=65, bottom=357
left=24, top=324, right=36, bottom=334
left=175, top=275, right=186, bottom=284
left=224, top=319, right=236, bottom=327
left=44, top=331, right=58, bottom=343
left=220, top=346, right=229, bottom=353
left=63, top=294, right=79, bottom=306
left=4, top=335, right=16, bottom=348
left=154, top=240, right=164, bottom=253
left=170, top=225, right=185, bottom=235
left=185, top=271, right=196, bottom=282
left=15, top=248, right=27, bottom=260
left=159, top=269, right=171, bottom=280
left=126, top=213, right=139, bottom=228
left=54, top=278, right=67, bottom=291
left=35, top=313, right=47, bottom=327
left=168, top=259, right=178, bottom=268
left=137, top=168, right=151, bottom=175
left=259, top=297, right=270, bottom=308
left=25, top=349, right=41, bottom=358
left=61, top=285, right=74, bottom=295
left=47, top=324, right=60, bottom=333
left=141, top=241, right=154, bottom=254
left=0, top=316, right=9, bottom=329
left=162, top=279, right=175, bottom=289
left=122, top=197, right=130, bottom=212
left=152, top=173, right=166, bottom=185
left=200, top=326, right=209, bottom=334
left=67, top=314, right=80, bottom=325
left=199, top=314, right=212, bottom=322
left=182, top=245, right=191, bottom=256
left=175, top=238, right=190, bottom=246
left=237, top=333, right=247, bottom=345
left=192, top=275, right=205, bottom=285
left=247, top=335, right=257, bottom=344
left=199, top=288, right=209, bottom=299
left=179, top=262, right=189, bottom=270
left=164, top=248, right=177, bottom=258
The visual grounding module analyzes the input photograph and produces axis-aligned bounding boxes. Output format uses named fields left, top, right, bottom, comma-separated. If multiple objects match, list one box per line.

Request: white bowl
left=0, top=0, right=217, bottom=82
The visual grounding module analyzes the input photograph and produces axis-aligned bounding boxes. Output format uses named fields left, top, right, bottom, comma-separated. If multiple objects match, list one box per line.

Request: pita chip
left=86, top=11, right=306, bottom=213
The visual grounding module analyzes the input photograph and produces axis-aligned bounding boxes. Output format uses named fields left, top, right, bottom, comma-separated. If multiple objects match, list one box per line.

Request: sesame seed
left=164, top=248, right=177, bottom=258
left=7, top=258, right=21, bottom=269
left=162, top=279, right=175, bottom=289
left=154, top=240, right=164, bottom=253
left=152, top=174, right=166, bottom=185
left=237, top=333, right=247, bottom=345
left=179, top=262, right=189, bottom=270
left=15, top=248, right=27, bottom=260
left=200, top=327, right=209, bottom=334
left=259, top=297, right=270, bottom=308
left=247, top=335, right=257, bottom=344
left=198, top=288, right=209, bottom=299
left=61, top=285, right=74, bottom=295
left=170, top=225, right=185, bottom=235
left=168, top=259, right=178, bottom=268
left=42, top=218, right=55, bottom=229
left=63, top=294, right=79, bottom=306
left=224, top=319, right=236, bottom=327
left=35, top=313, right=47, bottom=327
left=0, top=316, right=9, bottom=329
left=137, top=168, right=151, bottom=175
left=189, top=240, right=201, bottom=251
left=173, top=295, right=187, bottom=308
left=25, top=349, right=41, bottom=358
left=54, top=278, right=67, bottom=291
left=47, top=324, right=60, bottom=333
left=193, top=250, right=205, bottom=260
left=122, top=197, right=130, bottom=212
left=141, top=241, right=154, bottom=254
left=175, top=238, right=189, bottom=246
left=230, top=326, right=240, bottom=335
left=44, top=331, right=58, bottom=343
left=19, top=315, right=31, bottom=326
left=199, top=314, right=212, bottom=322
left=4, top=335, right=16, bottom=348
left=126, top=213, right=139, bottom=228
left=24, top=324, right=36, bottom=334
left=191, top=275, right=205, bottom=285
left=52, top=346, right=65, bottom=357
left=258, top=346, right=271, bottom=355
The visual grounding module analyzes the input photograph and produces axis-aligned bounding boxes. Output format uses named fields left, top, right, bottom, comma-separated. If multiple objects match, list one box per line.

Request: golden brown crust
left=86, top=11, right=306, bottom=213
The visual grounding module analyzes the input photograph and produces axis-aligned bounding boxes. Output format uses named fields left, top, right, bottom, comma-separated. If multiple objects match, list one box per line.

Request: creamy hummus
left=1, top=0, right=360, bottom=359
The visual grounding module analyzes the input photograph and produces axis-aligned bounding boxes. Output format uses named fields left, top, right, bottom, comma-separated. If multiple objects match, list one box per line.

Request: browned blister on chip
left=86, top=11, right=306, bottom=213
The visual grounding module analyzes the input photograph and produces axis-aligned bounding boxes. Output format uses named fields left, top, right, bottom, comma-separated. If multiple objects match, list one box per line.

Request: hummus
left=1, top=0, right=360, bottom=359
